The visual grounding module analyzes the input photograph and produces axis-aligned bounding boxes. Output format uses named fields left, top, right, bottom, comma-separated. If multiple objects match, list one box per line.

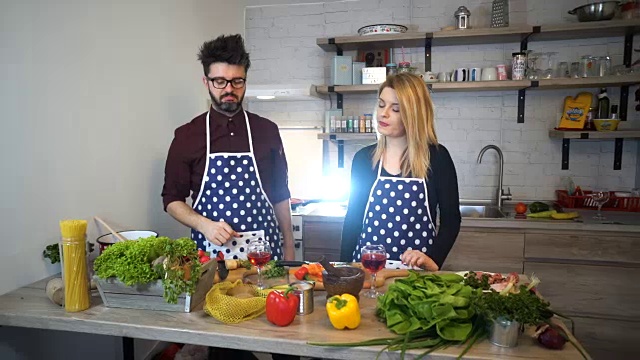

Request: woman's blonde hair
left=372, top=73, right=438, bottom=179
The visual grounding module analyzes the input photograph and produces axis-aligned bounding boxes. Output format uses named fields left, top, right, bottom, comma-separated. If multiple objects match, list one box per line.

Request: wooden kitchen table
left=0, top=274, right=589, bottom=360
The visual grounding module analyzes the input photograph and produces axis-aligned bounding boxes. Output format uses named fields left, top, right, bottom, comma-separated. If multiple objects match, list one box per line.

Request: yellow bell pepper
left=326, top=294, right=361, bottom=330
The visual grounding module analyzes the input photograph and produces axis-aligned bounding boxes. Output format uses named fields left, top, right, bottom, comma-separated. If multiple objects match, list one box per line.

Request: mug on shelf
left=481, top=67, right=498, bottom=81
left=438, top=72, right=451, bottom=82
left=453, top=68, right=468, bottom=82
left=470, top=68, right=482, bottom=81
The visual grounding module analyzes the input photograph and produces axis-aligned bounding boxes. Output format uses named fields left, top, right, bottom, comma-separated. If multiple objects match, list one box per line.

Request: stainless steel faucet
left=477, top=145, right=512, bottom=210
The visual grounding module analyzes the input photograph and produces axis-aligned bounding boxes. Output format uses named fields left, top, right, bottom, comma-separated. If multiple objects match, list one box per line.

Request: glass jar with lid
left=398, top=62, right=412, bottom=73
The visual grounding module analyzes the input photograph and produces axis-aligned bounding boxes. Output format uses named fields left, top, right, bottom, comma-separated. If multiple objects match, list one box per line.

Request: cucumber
left=528, top=201, right=550, bottom=213
left=526, top=210, right=557, bottom=218
left=551, top=212, right=579, bottom=220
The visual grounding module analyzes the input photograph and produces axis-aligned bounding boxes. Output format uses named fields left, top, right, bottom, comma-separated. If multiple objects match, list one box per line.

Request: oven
left=291, top=214, right=304, bottom=261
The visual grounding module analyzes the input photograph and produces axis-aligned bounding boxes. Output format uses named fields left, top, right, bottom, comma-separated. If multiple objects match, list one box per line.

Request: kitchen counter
left=303, top=205, right=640, bottom=233
left=0, top=274, right=588, bottom=360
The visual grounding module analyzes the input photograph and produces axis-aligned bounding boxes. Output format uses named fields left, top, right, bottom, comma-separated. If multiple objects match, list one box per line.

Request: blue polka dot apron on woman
left=352, top=159, right=437, bottom=269
left=191, top=110, right=282, bottom=260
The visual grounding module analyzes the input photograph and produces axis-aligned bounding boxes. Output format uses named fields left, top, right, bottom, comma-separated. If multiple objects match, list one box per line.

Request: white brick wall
left=245, top=0, right=640, bottom=200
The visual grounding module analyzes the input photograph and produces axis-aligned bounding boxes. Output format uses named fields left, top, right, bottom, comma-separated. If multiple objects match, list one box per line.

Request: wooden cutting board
left=217, top=265, right=411, bottom=291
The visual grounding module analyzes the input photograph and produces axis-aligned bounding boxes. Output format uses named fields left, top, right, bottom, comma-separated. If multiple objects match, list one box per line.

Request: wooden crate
left=94, top=260, right=216, bottom=312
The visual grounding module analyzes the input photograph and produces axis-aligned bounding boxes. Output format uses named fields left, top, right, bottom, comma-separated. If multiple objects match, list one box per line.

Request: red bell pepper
left=266, top=287, right=299, bottom=327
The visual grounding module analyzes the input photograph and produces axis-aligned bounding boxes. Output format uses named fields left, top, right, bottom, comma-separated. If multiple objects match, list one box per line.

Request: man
left=162, top=34, right=294, bottom=262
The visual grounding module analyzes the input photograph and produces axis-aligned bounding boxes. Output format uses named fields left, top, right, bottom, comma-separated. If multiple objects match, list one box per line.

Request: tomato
left=199, top=255, right=211, bottom=264
left=515, top=202, right=527, bottom=214
left=197, top=249, right=206, bottom=257
left=294, top=267, right=309, bottom=281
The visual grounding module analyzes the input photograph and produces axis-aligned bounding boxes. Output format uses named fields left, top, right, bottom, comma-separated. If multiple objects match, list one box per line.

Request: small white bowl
left=96, top=230, right=158, bottom=253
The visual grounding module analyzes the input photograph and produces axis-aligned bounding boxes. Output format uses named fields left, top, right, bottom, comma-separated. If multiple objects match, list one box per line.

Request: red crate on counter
left=555, top=190, right=640, bottom=212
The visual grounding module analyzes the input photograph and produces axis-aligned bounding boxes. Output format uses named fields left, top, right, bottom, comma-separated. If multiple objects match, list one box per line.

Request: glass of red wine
left=247, top=238, right=271, bottom=289
left=361, top=244, right=387, bottom=298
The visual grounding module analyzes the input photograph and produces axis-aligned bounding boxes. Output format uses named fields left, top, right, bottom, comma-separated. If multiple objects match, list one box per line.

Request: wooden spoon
left=94, top=216, right=129, bottom=243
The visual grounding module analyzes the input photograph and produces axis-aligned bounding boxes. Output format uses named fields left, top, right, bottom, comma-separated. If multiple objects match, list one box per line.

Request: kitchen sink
left=459, top=205, right=507, bottom=219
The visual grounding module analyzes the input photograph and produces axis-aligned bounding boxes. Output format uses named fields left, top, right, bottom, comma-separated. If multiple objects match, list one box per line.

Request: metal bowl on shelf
left=568, top=1, right=620, bottom=22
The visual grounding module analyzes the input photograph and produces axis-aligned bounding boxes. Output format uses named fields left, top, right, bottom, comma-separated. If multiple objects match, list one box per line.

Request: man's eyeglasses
left=207, top=77, right=246, bottom=89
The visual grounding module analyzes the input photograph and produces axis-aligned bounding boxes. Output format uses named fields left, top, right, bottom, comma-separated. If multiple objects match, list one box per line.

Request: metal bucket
left=489, top=317, right=520, bottom=347
left=290, top=281, right=314, bottom=315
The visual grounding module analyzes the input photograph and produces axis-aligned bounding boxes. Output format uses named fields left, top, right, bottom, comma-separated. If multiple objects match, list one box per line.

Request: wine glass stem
left=257, top=266, right=263, bottom=288
left=371, top=272, right=377, bottom=294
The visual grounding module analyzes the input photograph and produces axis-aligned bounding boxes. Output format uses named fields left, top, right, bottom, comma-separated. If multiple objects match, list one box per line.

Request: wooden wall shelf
left=317, top=133, right=377, bottom=141
left=316, top=32, right=428, bottom=51
left=549, top=129, right=640, bottom=139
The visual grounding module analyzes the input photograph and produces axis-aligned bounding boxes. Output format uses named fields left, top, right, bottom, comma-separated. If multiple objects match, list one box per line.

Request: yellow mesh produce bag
left=204, top=280, right=270, bottom=324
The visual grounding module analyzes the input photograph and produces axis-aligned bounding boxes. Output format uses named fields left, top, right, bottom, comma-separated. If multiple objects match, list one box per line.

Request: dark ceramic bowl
left=322, top=266, right=365, bottom=301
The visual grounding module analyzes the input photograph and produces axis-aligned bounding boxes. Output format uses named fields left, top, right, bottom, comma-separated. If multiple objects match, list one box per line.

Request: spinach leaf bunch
left=377, top=272, right=482, bottom=342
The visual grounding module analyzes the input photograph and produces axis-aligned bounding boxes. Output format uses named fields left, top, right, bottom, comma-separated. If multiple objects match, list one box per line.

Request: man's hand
left=198, top=219, right=238, bottom=246
left=400, top=249, right=439, bottom=271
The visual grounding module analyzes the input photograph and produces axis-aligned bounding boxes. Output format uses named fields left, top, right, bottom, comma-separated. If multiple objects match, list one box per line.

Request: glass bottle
left=610, top=105, right=619, bottom=120
left=597, top=88, right=610, bottom=119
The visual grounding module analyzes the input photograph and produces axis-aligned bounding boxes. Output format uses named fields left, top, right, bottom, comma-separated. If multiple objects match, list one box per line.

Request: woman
left=341, top=73, right=461, bottom=270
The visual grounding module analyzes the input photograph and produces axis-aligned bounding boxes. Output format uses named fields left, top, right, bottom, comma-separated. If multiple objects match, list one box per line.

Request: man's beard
left=210, top=90, right=243, bottom=114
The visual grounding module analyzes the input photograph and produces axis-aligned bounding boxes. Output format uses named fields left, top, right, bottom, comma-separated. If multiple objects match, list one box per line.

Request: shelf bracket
left=614, top=138, right=623, bottom=170
left=517, top=81, right=537, bottom=123
left=620, top=32, right=633, bottom=121
left=337, top=140, right=344, bottom=168
left=561, top=139, right=570, bottom=170
left=337, top=93, right=343, bottom=110
left=520, top=26, right=539, bottom=52
left=620, top=85, right=629, bottom=121
left=425, top=36, right=432, bottom=72
left=328, top=38, right=343, bottom=56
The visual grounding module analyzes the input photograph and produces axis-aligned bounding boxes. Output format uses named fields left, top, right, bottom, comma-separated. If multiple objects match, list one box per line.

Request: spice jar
left=511, top=52, right=527, bottom=80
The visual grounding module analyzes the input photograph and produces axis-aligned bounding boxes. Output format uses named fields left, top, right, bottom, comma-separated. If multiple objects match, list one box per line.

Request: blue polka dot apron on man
left=191, top=110, right=282, bottom=260
left=352, top=159, right=437, bottom=269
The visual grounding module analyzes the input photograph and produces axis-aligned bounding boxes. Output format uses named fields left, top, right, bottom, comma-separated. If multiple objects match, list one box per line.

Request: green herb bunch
left=263, top=260, right=286, bottom=278
left=94, top=236, right=202, bottom=304
left=470, top=285, right=553, bottom=325
left=157, top=238, right=202, bottom=304
left=43, top=244, right=61, bottom=264
left=462, top=271, right=491, bottom=290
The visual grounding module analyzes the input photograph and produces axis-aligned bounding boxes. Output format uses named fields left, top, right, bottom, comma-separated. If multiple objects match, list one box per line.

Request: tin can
left=489, top=317, right=520, bottom=347
left=511, top=52, right=526, bottom=80
left=359, top=115, right=366, bottom=133
left=290, top=281, right=314, bottom=315
left=496, top=64, right=508, bottom=80
left=347, top=116, right=354, bottom=133
left=341, top=116, right=347, bottom=133
left=329, top=116, right=336, bottom=133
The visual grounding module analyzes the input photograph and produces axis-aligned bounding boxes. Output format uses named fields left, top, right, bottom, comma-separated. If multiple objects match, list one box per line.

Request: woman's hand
left=400, top=250, right=439, bottom=271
